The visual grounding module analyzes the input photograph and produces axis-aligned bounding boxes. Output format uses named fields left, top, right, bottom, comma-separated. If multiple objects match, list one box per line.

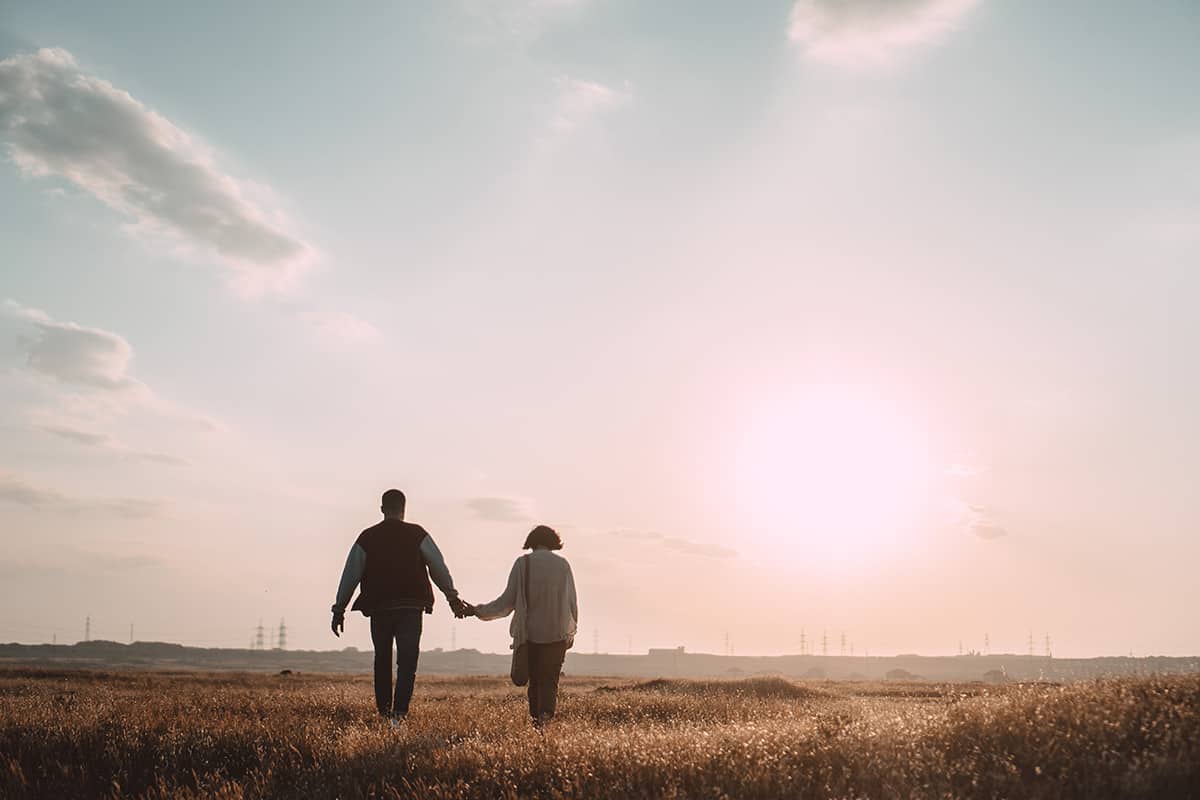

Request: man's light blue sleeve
left=333, top=544, right=366, bottom=612
left=420, top=536, right=459, bottom=599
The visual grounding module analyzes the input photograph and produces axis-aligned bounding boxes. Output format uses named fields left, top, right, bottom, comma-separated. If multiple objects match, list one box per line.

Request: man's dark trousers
left=369, top=608, right=423, bottom=717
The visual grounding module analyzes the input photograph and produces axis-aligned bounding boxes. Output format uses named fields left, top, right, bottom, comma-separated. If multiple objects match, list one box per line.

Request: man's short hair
left=381, top=489, right=406, bottom=515
left=523, top=525, right=563, bottom=550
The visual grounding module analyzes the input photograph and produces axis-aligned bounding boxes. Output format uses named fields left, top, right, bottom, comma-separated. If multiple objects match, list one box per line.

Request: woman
left=470, top=525, right=578, bottom=727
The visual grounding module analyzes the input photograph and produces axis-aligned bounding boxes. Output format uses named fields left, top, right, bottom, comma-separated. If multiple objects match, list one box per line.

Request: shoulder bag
left=510, top=554, right=532, bottom=686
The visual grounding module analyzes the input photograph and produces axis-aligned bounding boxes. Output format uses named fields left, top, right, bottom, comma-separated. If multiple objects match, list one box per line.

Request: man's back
left=352, top=519, right=435, bottom=613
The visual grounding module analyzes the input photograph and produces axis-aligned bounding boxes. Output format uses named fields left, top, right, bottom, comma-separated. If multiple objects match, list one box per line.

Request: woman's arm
left=472, top=559, right=521, bottom=621
left=566, top=561, right=578, bottom=624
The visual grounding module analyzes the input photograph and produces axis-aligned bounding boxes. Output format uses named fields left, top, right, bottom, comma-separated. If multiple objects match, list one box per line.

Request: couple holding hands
left=331, top=489, right=579, bottom=728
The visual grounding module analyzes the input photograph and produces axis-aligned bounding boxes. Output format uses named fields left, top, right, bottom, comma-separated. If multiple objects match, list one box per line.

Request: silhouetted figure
left=332, top=489, right=467, bottom=724
left=468, top=525, right=578, bottom=728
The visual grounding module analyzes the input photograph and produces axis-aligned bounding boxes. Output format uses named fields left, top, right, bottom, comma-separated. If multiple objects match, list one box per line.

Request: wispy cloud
left=551, top=76, right=631, bottom=134
left=969, top=519, right=1007, bottom=540
left=466, top=496, right=536, bottom=523
left=35, top=423, right=188, bottom=466
left=611, top=530, right=737, bottom=559
left=0, top=48, right=314, bottom=297
left=963, top=504, right=1007, bottom=540
left=4, top=299, right=216, bottom=456
left=455, top=0, right=588, bottom=44
left=788, top=0, right=979, bottom=67
left=5, top=300, right=143, bottom=392
left=0, top=472, right=163, bottom=519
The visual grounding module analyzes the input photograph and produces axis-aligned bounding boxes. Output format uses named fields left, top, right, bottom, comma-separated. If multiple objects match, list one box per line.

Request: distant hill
left=2, top=641, right=1197, bottom=682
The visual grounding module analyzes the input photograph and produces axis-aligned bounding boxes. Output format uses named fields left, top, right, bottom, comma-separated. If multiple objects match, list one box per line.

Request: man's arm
left=419, top=535, right=460, bottom=600
left=333, top=544, right=366, bottom=613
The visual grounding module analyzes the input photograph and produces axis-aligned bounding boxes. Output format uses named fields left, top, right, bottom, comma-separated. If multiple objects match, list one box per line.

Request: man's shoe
left=389, top=715, right=406, bottom=730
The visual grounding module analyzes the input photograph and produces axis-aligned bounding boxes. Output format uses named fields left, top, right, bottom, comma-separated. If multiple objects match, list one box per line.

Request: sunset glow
left=734, top=383, right=935, bottom=564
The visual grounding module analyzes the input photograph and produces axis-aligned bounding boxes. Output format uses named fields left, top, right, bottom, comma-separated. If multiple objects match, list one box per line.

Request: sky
left=1, top=0, right=1197, bottom=658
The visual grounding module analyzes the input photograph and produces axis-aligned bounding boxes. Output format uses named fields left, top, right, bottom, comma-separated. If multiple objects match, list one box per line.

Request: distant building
left=648, top=647, right=685, bottom=656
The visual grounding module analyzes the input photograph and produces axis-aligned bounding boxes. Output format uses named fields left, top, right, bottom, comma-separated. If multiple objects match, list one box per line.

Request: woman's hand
left=449, top=597, right=476, bottom=619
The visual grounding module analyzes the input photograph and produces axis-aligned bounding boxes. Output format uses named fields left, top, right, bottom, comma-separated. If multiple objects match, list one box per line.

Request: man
left=332, top=489, right=467, bottom=724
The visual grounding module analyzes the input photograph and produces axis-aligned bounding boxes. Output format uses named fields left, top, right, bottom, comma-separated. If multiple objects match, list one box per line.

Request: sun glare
left=734, top=383, right=935, bottom=565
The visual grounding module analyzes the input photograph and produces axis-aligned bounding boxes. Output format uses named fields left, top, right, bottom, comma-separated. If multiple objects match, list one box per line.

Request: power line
left=277, top=619, right=287, bottom=651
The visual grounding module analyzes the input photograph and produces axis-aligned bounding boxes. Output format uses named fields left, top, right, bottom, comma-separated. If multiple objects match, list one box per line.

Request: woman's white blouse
left=474, top=549, right=578, bottom=646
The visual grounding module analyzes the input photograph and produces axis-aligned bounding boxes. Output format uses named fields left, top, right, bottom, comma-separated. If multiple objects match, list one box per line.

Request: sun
left=732, top=382, right=935, bottom=565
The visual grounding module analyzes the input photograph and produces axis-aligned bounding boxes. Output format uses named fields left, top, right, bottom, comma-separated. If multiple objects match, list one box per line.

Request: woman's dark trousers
left=527, top=641, right=568, bottom=725
left=369, top=608, right=423, bottom=718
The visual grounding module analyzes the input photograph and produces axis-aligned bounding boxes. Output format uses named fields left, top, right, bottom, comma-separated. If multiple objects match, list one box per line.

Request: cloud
left=970, top=521, right=1007, bottom=540
left=0, top=48, right=313, bottom=297
left=788, top=0, right=979, bottom=67
left=298, top=311, right=381, bottom=345
left=4, top=300, right=214, bottom=457
left=466, top=496, right=536, bottom=523
left=34, top=423, right=108, bottom=446
left=0, top=472, right=162, bottom=519
left=962, top=504, right=1007, bottom=540
left=35, top=423, right=188, bottom=466
left=5, top=300, right=141, bottom=391
left=456, top=0, right=588, bottom=44
left=551, top=76, right=631, bottom=134
left=611, top=530, right=738, bottom=559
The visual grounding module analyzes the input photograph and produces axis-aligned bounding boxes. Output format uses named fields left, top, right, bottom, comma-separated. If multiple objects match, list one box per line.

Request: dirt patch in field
left=602, top=676, right=827, bottom=700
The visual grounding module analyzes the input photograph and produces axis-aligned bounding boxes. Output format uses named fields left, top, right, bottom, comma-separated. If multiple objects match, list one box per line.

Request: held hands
left=448, top=597, right=477, bottom=619
left=331, top=608, right=345, bottom=638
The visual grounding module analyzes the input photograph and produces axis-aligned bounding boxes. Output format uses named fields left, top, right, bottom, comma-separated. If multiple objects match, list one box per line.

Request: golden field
left=1, top=669, right=1197, bottom=799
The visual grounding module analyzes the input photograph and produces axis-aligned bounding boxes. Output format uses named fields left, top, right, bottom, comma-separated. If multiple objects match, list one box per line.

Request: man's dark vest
left=350, top=519, right=435, bottom=615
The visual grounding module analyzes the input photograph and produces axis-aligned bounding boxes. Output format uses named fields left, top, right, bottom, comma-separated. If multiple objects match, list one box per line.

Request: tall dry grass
left=1, top=669, right=1197, bottom=798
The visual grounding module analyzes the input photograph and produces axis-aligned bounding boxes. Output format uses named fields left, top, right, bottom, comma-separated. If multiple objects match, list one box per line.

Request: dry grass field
left=1, top=668, right=1197, bottom=799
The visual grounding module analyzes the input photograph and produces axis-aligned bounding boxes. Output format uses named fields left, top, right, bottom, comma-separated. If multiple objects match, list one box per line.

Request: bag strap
left=523, top=554, right=532, bottom=612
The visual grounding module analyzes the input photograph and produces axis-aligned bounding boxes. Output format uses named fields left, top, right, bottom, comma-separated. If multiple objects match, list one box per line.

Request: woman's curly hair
left=523, top=524, right=563, bottom=550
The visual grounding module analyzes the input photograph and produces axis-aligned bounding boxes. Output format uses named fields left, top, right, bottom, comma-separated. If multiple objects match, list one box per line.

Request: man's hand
left=448, top=597, right=474, bottom=619
left=331, top=608, right=345, bottom=637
